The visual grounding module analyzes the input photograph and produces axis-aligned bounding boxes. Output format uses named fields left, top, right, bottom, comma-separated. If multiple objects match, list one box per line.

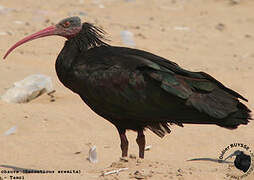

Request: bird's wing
left=119, top=47, right=247, bottom=101
left=123, top=51, right=250, bottom=120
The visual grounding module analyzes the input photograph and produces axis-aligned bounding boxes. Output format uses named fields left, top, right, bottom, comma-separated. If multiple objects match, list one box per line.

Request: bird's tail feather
left=217, top=101, right=252, bottom=129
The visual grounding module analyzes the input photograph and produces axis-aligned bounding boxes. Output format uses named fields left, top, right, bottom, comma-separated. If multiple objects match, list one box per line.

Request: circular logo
left=219, top=143, right=254, bottom=179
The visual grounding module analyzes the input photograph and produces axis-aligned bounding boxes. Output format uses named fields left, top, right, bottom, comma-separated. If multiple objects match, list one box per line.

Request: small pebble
left=44, top=19, right=50, bottom=24
left=132, top=170, right=146, bottom=179
left=129, top=154, right=137, bottom=159
left=230, top=0, right=241, bottom=5
left=145, top=145, right=152, bottom=151
left=121, top=30, right=135, bottom=47
left=13, top=21, right=24, bottom=24
left=245, top=34, right=251, bottom=38
left=215, top=23, right=226, bottom=31
left=174, top=26, right=190, bottom=31
left=4, top=126, right=17, bottom=136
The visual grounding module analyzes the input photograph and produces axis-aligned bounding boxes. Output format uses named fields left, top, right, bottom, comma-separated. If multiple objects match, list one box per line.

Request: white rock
left=121, top=30, right=135, bottom=47
left=1, top=74, right=54, bottom=103
left=89, top=145, right=98, bottom=163
left=173, top=26, right=190, bottom=31
left=102, top=168, right=128, bottom=176
left=4, top=126, right=17, bottom=136
left=145, top=145, right=152, bottom=151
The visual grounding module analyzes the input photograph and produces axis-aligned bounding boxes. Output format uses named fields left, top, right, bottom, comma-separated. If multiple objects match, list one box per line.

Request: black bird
left=225, top=150, right=251, bottom=173
left=3, top=17, right=252, bottom=159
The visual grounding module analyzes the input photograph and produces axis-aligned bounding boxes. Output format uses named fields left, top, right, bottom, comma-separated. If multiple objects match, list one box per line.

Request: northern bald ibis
left=4, top=17, right=252, bottom=158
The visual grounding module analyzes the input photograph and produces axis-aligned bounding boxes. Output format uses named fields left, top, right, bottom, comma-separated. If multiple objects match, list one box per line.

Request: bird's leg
left=136, top=129, right=145, bottom=159
left=117, top=128, right=129, bottom=157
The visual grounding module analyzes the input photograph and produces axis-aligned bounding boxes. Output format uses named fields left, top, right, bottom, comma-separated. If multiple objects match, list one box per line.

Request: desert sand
left=0, top=0, right=254, bottom=179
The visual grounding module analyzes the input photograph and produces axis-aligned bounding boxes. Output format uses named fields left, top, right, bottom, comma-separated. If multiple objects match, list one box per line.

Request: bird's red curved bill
left=3, top=25, right=57, bottom=59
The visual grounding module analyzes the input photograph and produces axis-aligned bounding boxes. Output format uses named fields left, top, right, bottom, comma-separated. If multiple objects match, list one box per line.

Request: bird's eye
left=63, top=21, right=71, bottom=28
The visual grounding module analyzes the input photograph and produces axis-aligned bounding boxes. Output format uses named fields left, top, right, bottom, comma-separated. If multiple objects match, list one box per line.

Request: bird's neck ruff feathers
left=70, top=23, right=109, bottom=51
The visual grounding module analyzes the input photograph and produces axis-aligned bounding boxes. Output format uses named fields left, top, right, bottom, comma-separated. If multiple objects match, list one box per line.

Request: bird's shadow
left=0, top=164, right=40, bottom=172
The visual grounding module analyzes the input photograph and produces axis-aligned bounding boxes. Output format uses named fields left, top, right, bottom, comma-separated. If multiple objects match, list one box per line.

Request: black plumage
left=4, top=17, right=252, bottom=158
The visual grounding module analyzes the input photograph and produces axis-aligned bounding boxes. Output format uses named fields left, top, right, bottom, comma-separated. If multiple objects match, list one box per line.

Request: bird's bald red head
left=3, top=16, right=82, bottom=59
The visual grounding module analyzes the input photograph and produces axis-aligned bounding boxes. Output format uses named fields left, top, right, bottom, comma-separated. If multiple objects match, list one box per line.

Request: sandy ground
left=0, top=0, right=254, bottom=179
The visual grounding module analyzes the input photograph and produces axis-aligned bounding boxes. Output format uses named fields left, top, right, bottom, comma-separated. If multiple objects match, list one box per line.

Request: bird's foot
left=120, top=156, right=129, bottom=162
